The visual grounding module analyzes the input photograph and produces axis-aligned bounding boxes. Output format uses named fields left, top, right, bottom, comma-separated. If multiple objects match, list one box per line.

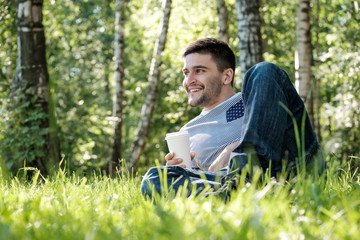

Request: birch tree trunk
left=11, top=0, right=59, bottom=175
left=295, top=0, right=314, bottom=125
left=217, top=0, right=229, bottom=43
left=235, top=0, right=263, bottom=82
left=109, top=0, right=126, bottom=177
left=128, top=0, right=172, bottom=173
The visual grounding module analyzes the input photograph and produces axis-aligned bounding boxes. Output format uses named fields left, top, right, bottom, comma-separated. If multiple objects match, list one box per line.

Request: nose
left=183, top=72, right=196, bottom=88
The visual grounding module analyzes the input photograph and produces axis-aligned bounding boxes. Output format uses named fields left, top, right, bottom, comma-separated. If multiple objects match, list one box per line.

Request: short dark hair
left=183, top=38, right=236, bottom=85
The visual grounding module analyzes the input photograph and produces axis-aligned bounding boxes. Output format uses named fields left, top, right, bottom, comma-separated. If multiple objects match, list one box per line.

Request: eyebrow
left=182, top=65, right=209, bottom=71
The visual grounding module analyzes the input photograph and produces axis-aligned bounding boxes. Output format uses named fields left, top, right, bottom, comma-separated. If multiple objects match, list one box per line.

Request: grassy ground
left=0, top=161, right=359, bottom=240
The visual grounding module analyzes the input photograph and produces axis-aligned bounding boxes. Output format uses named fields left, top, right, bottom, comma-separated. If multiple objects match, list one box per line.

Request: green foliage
left=261, top=0, right=360, bottom=167
left=43, top=0, right=115, bottom=171
left=313, top=1, right=360, bottom=164
left=262, top=0, right=297, bottom=80
left=0, top=161, right=359, bottom=239
left=0, top=0, right=17, bottom=97
left=0, top=88, right=49, bottom=173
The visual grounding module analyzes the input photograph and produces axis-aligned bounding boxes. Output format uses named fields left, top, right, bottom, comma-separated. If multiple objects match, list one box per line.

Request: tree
left=8, top=0, right=59, bottom=175
left=235, top=0, right=263, bottom=81
left=109, top=0, right=126, bottom=177
left=216, top=0, right=229, bottom=43
left=128, top=0, right=172, bottom=173
left=295, top=0, right=314, bottom=125
left=314, top=0, right=321, bottom=141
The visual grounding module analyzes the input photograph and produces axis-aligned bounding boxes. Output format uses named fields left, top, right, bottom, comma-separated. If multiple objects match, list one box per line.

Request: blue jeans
left=141, top=166, right=227, bottom=198
left=141, top=62, right=325, bottom=198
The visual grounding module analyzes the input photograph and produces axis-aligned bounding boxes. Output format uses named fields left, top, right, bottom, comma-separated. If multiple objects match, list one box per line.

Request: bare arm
left=208, top=141, right=240, bottom=171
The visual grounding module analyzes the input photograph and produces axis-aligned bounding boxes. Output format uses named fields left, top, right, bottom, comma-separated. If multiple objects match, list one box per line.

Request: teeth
left=189, top=89, right=201, bottom=93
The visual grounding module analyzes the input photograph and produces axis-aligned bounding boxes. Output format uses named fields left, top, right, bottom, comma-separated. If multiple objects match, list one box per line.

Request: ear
left=222, top=68, right=234, bottom=86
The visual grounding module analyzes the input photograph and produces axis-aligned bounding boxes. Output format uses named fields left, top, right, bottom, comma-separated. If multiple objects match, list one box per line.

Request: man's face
left=182, top=53, right=224, bottom=110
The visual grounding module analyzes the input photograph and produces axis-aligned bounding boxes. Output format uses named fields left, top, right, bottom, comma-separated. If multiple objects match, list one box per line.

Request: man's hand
left=165, top=151, right=196, bottom=168
left=208, top=141, right=240, bottom=172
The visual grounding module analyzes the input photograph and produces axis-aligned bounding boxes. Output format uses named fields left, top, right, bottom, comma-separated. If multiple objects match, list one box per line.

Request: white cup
left=165, top=131, right=191, bottom=168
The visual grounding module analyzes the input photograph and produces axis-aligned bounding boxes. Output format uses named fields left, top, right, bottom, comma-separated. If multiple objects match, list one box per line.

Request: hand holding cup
left=165, top=151, right=196, bottom=168
left=165, top=131, right=192, bottom=168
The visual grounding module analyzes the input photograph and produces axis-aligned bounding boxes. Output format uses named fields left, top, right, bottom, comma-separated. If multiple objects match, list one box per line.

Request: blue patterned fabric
left=226, top=100, right=245, bottom=122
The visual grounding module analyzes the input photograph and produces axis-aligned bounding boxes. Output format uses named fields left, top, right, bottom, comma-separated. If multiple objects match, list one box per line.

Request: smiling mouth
left=189, top=89, right=201, bottom=93
left=187, top=85, right=203, bottom=93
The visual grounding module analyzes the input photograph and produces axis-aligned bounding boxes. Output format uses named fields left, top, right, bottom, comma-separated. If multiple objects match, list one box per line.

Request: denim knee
left=244, top=62, right=288, bottom=87
left=251, top=61, right=279, bottom=71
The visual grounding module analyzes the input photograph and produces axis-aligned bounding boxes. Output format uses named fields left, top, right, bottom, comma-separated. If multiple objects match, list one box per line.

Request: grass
left=0, top=160, right=359, bottom=240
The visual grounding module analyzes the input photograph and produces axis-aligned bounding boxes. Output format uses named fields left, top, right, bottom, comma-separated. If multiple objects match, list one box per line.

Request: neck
left=203, top=89, right=236, bottom=111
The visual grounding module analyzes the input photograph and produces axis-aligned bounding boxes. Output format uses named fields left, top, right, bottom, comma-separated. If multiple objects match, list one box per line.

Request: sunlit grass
left=0, top=160, right=359, bottom=239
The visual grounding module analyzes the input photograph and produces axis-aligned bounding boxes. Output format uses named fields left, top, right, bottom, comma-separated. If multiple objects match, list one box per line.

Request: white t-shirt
left=181, top=93, right=245, bottom=170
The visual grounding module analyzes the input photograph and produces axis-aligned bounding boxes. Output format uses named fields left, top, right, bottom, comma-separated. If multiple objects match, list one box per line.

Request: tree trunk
left=259, top=0, right=267, bottom=54
left=216, top=0, right=229, bottom=43
left=11, top=0, right=59, bottom=175
left=235, top=0, right=263, bottom=82
left=295, top=0, right=314, bottom=126
left=109, top=0, right=126, bottom=177
left=128, top=0, right=172, bottom=173
left=314, top=0, right=321, bottom=142
left=104, top=67, right=111, bottom=95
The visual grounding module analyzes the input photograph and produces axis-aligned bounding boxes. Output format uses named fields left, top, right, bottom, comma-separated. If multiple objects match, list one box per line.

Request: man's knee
left=245, top=62, right=283, bottom=81
left=249, top=61, right=278, bottom=71
left=252, top=61, right=278, bottom=70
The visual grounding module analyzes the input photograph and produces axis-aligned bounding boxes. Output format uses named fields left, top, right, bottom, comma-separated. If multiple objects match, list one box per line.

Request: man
left=141, top=38, right=325, bottom=198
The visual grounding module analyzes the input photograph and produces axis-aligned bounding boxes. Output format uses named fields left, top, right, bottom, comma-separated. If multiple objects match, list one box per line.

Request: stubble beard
left=188, top=77, right=222, bottom=108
